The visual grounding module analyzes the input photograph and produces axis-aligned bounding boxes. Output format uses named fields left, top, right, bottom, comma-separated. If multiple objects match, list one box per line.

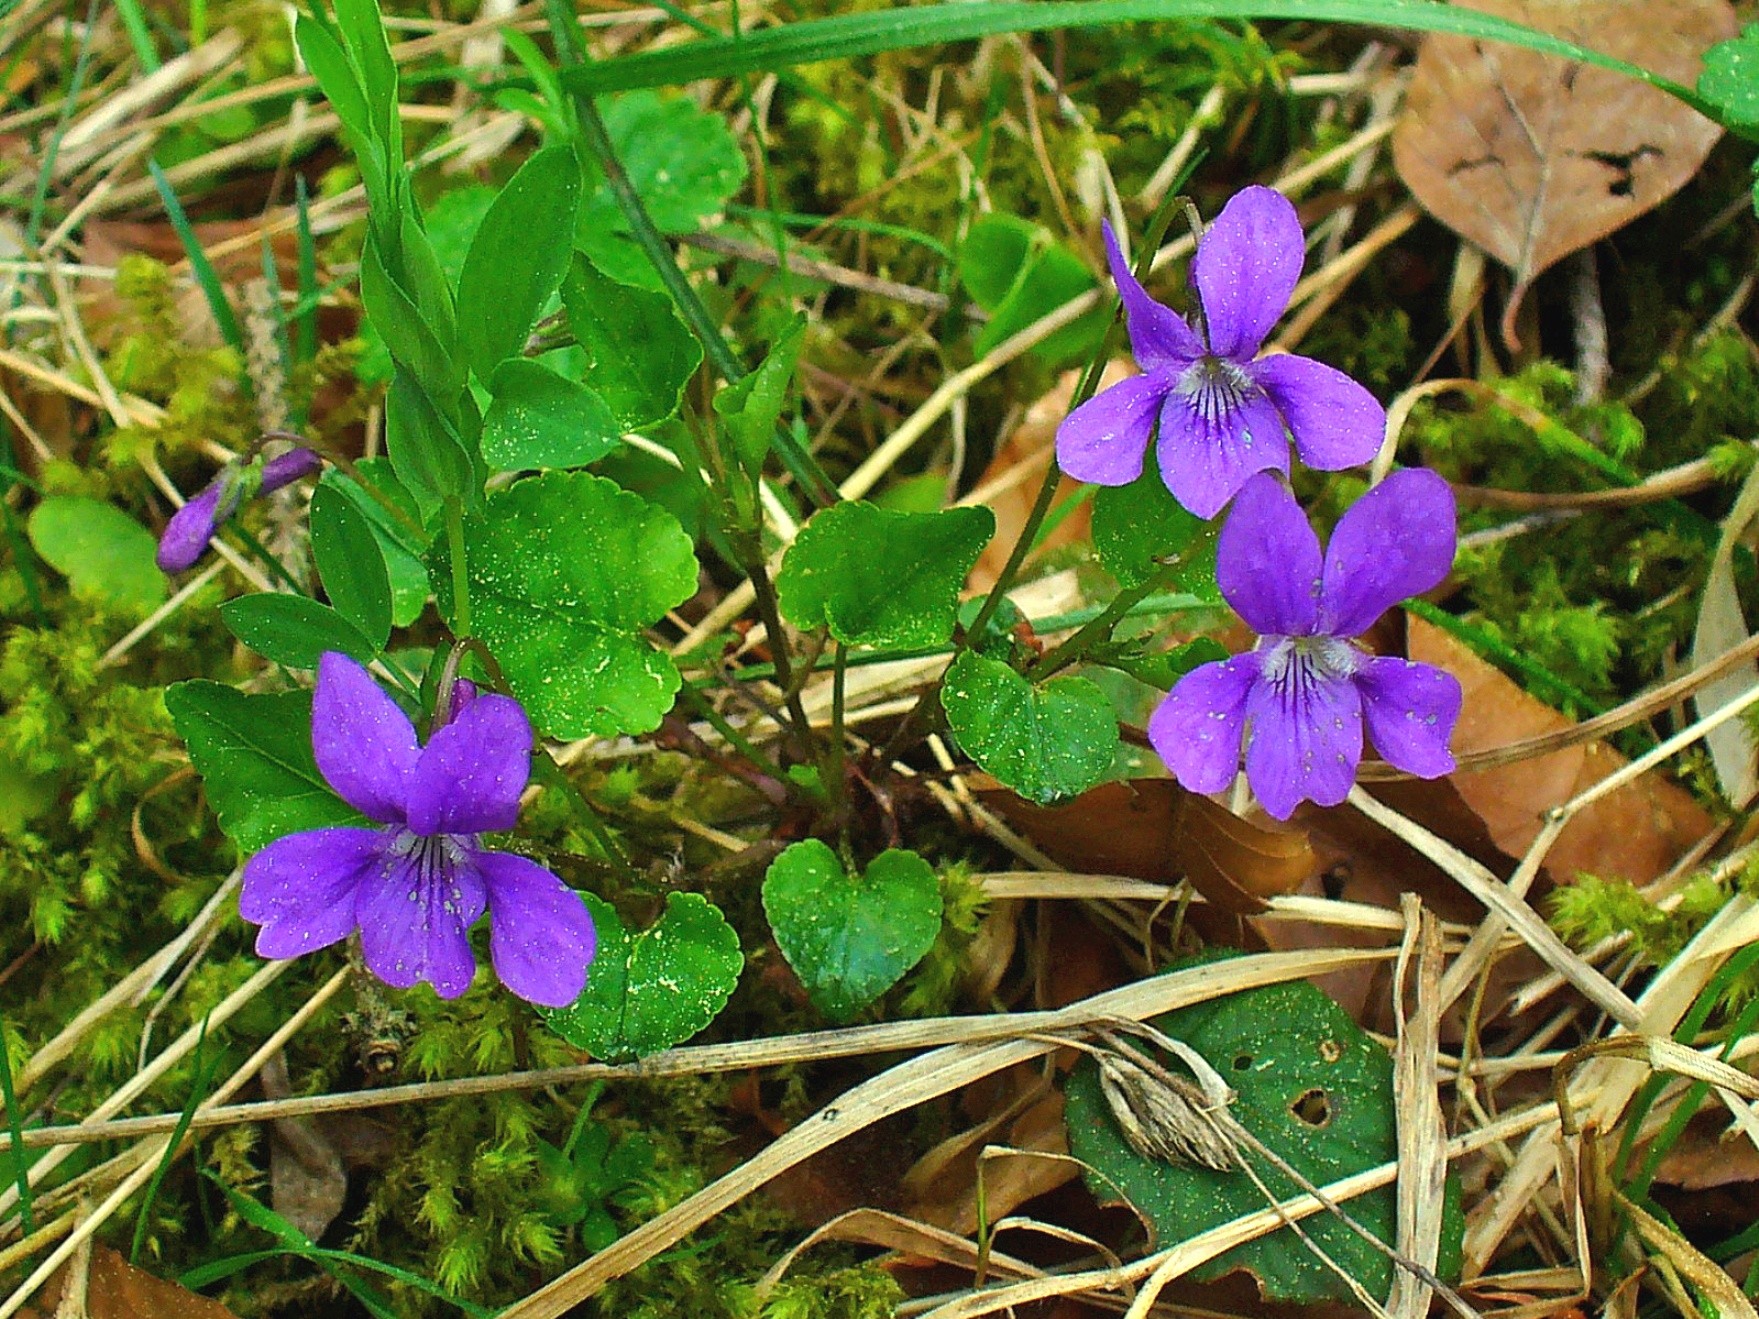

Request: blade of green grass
left=0, top=1008, right=33, bottom=1235
left=559, top=0, right=1708, bottom=114
left=148, top=160, right=249, bottom=359
left=113, top=0, right=162, bottom=71
left=130, top=1015, right=220, bottom=1262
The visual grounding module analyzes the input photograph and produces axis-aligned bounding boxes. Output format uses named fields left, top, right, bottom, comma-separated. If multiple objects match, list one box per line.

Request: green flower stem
left=531, top=750, right=638, bottom=885
left=827, top=641, right=848, bottom=814
left=1027, top=525, right=1219, bottom=681
left=676, top=683, right=787, bottom=781
left=444, top=497, right=471, bottom=639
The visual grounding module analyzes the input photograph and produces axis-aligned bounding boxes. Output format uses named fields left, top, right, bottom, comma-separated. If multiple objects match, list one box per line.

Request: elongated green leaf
left=440, top=471, right=698, bottom=738
left=310, top=484, right=393, bottom=646
left=541, top=893, right=742, bottom=1061
left=332, top=0, right=400, bottom=160
left=561, top=253, right=701, bottom=430
left=361, top=234, right=459, bottom=398
left=941, top=651, right=1118, bottom=803
left=1065, top=974, right=1463, bottom=1303
left=386, top=367, right=477, bottom=509
left=714, top=315, right=805, bottom=473
left=318, top=461, right=430, bottom=627
left=481, top=359, right=621, bottom=471
left=165, top=682, right=359, bottom=853
left=457, top=147, right=583, bottom=380
left=763, top=841, right=942, bottom=1022
left=777, top=503, right=994, bottom=649
left=222, top=594, right=380, bottom=669
left=560, top=0, right=1702, bottom=113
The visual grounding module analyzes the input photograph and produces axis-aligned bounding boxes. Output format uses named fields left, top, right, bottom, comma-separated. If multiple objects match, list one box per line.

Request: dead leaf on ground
left=1409, top=615, right=1713, bottom=884
left=968, top=362, right=1130, bottom=592
left=974, top=776, right=1314, bottom=914
left=23, top=1246, right=240, bottom=1319
left=1392, top=0, right=1734, bottom=347
left=261, top=1051, right=348, bottom=1243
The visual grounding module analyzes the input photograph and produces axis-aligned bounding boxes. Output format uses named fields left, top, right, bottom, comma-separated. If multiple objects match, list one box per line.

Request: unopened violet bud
left=259, top=446, right=322, bottom=494
left=156, top=479, right=231, bottom=573
left=438, top=678, right=479, bottom=730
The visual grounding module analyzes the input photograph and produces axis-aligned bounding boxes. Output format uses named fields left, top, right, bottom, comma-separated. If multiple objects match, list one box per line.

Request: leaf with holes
left=541, top=892, right=742, bottom=1061
left=777, top=502, right=994, bottom=649
left=941, top=651, right=1117, bottom=804
left=762, top=840, right=942, bottom=1022
left=1064, top=974, right=1463, bottom=1304
left=436, top=471, right=698, bottom=739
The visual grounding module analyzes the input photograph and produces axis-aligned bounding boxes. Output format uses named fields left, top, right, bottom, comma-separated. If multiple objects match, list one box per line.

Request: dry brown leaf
left=23, top=1246, right=241, bottom=1319
left=1409, top=615, right=1712, bottom=884
left=1392, top=0, right=1734, bottom=345
left=974, top=777, right=1314, bottom=914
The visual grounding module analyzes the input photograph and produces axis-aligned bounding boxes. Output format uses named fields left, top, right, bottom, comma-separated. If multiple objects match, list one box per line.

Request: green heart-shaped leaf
left=777, top=502, right=994, bottom=649
left=542, top=892, right=742, bottom=1061
left=762, top=840, right=942, bottom=1022
left=441, top=471, right=698, bottom=739
left=940, top=650, right=1118, bottom=804
left=1065, top=975, right=1463, bottom=1304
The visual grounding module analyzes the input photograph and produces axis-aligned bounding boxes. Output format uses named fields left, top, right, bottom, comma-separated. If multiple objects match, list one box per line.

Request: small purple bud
left=437, top=678, right=479, bottom=731
left=260, top=447, right=322, bottom=493
left=155, top=482, right=225, bottom=572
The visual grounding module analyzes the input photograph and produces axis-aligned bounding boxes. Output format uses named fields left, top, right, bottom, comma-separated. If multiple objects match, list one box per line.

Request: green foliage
left=1551, top=872, right=1734, bottom=970
left=317, top=460, right=431, bottom=628
left=165, top=683, right=360, bottom=853
left=762, top=841, right=943, bottom=1021
left=542, top=892, right=744, bottom=1060
left=941, top=651, right=1118, bottom=803
left=958, top=214, right=1108, bottom=365
left=456, top=146, right=583, bottom=381
left=220, top=593, right=381, bottom=669
left=310, top=483, right=395, bottom=647
left=1699, top=25, right=1759, bottom=133
left=1091, top=467, right=1218, bottom=596
left=25, top=495, right=167, bottom=617
left=561, top=253, right=703, bottom=429
left=777, top=502, right=994, bottom=648
left=441, top=471, right=699, bottom=738
left=480, top=359, right=622, bottom=472
left=1065, top=976, right=1464, bottom=1302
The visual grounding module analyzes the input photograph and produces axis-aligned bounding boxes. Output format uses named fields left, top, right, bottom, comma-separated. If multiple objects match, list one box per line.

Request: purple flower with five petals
left=1148, top=469, right=1462, bottom=820
left=239, top=653, right=597, bottom=1007
left=1056, top=187, right=1385, bottom=519
left=158, top=447, right=322, bottom=572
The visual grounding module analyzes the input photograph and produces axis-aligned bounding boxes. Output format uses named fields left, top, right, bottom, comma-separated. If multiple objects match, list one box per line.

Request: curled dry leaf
left=1392, top=0, right=1735, bottom=346
left=973, top=776, right=1314, bottom=915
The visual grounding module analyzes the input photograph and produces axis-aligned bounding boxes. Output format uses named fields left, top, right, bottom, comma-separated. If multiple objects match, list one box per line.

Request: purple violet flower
left=239, top=652, right=597, bottom=1007
left=157, top=447, right=322, bottom=572
left=1056, top=187, right=1386, bottom=519
left=1148, top=469, right=1463, bottom=821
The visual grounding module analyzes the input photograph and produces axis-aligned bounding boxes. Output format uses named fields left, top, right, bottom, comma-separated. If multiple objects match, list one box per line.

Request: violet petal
left=354, top=837, right=488, bottom=998
left=1191, top=186, right=1304, bottom=361
left=1318, top=468, right=1457, bottom=638
left=156, top=484, right=224, bottom=573
left=405, top=692, right=532, bottom=836
left=240, top=825, right=385, bottom=958
left=260, top=447, right=322, bottom=493
left=1102, top=220, right=1204, bottom=370
left=313, top=652, right=420, bottom=825
left=1247, top=353, right=1385, bottom=471
left=1148, top=653, right=1262, bottom=795
left=1215, top=472, right=1321, bottom=636
left=1243, top=654, right=1364, bottom=820
left=1358, top=656, right=1461, bottom=779
left=1155, top=374, right=1290, bottom=520
left=475, top=849, right=597, bottom=1008
left=1056, top=373, right=1165, bottom=487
